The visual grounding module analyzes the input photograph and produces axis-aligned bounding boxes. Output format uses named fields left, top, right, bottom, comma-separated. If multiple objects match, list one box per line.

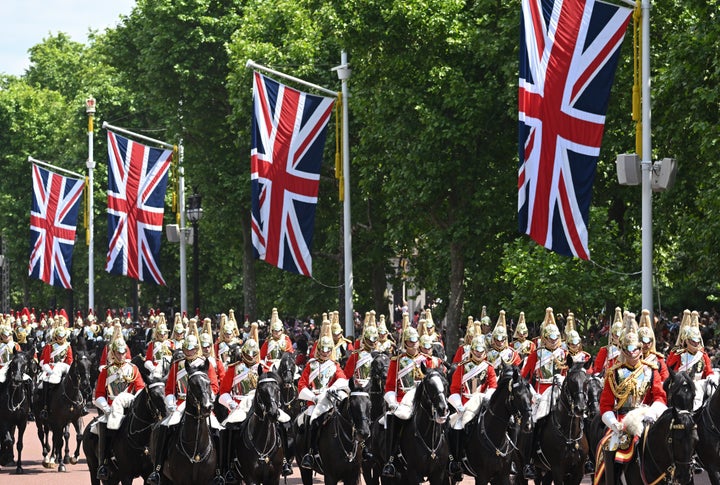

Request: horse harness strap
left=639, top=415, right=692, bottom=485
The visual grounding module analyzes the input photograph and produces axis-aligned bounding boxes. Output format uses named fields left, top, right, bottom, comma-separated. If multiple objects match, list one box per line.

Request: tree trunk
left=240, top=211, right=257, bottom=322
left=446, top=242, right=465, bottom=359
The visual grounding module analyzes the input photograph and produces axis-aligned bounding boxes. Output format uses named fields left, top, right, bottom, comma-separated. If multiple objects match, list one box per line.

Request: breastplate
left=268, top=338, right=283, bottom=360
left=397, top=355, right=422, bottom=391
left=462, top=360, right=488, bottom=394
left=680, top=352, right=705, bottom=379
left=354, top=350, right=373, bottom=381
left=535, top=348, right=564, bottom=379
left=0, top=343, right=12, bottom=365
left=176, top=361, right=189, bottom=398
left=614, top=365, right=653, bottom=414
left=232, top=363, right=258, bottom=396
left=310, top=360, right=336, bottom=389
left=52, top=342, right=68, bottom=362
left=106, top=364, right=131, bottom=398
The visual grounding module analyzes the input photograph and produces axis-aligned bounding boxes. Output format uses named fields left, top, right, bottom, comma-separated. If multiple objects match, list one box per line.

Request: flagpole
left=86, top=98, right=96, bottom=312
left=334, top=51, right=354, bottom=337
left=640, top=0, right=653, bottom=314
left=27, top=157, right=84, bottom=179
left=102, top=122, right=176, bottom=150
left=178, top=144, right=188, bottom=314
left=246, top=60, right=338, bottom=97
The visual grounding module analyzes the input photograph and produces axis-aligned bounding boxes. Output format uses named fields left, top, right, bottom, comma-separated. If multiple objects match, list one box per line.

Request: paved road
left=0, top=415, right=711, bottom=484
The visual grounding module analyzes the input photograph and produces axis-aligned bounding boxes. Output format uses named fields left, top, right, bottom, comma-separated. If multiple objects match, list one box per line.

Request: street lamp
left=186, top=191, right=203, bottom=313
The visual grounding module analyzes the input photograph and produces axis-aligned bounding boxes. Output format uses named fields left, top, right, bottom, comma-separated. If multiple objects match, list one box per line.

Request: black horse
left=83, top=361, right=167, bottom=485
left=35, top=357, right=90, bottom=471
left=276, top=351, right=301, bottom=464
left=370, top=367, right=450, bottom=485
left=531, top=359, right=591, bottom=485
left=459, top=364, right=533, bottom=485
left=0, top=350, right=37, bottom=473
left=230, top=369, right=286, bottom=485
left=368, top=352, right=390, bottom=422
left=620, top=407, right=697, bottom=484
left=297, top=379, right=372, bottom=485
left=695, top=376, right=720, bottom=484
left=149, top=360, right=217, bottom=485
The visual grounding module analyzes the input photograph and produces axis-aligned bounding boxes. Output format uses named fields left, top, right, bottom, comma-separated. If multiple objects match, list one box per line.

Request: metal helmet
left=419, top=334, right=434, bottom=350
left=542, top=323, right=560, bottom=340
left=242, top=338, right=260, bottom=361
left=684, top=326, right=702, bottom=345
left=156, top=323, right=169, bottom=336
left=183, top=334, right=199, bottom=351
left=402, top=327, right=419, bottom=343
left=200, top=332, right=213, bottom=349
left=363, top=325, right=379, bottom=343
left=377, top=322, right=389, bottom=335
left=331, top=322, right=343, bottom=336
left=619, top=331, right=640, bottom=352
left=110, top=337, right=128, bottom=355
left=0, top=324, right=12, bottom=337
left=54, top=326, right=68, bottom=339
left=611, top=321, right=624, bottom=338
left=318, top=336, right=334, bottom=353
left=173, top=322, right=185, bottom=335
left=492, top=325, right=508, bottom=341
left=470, top=335, right=486, bottom=352
left=567, top=330, right=581, bottom=345
left=270, top=320, right=284, bottom=332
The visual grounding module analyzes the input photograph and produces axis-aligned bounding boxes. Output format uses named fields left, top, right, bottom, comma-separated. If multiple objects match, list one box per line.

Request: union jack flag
left=106, top=131, right=173, bottom=285
left=28, top=164, right=84, bottom=289
left=250, top=72, right=335, bottom=276
left=518, top=0, right=631, bottom=259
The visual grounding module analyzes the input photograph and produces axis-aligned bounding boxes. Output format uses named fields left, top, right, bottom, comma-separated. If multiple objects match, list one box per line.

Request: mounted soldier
left=447, top=335, right=497, bottom=478
left=344, top=323, right=379, bottom=389
left=169, top=312, right=186, bottom=350
left=512, top=311, right=536, bottom=367
left=201, top=317, right=226, bottom=386
left=565, top=313, right=592, bottom=365
left=298, top=318, right=349, bottom=470
left=38, top=323, right=73, bottom=419
left=144, top=312, right=174, bottom=377
left=381, top=318, right=441, bottom=478
left=215, top=311, right=242, bottom=366
left=0, top=322, right=23, bottom=383
left=92, top=326, right=145, bottom=480
left=595, top=318, right=668, bottom=485
left=147, top=319, right=221, bottom=485
left=452, top=316, right=479, bottom=364
left=666, top=309, right=715, bottom=410
left=593, top=307, right=624, bottom=376
left=486, top=310, right=521, bottom=368
left=261, top=308, right=294, bottom=367
left=637, top=309, right=669, bottom=382
left=218, top=322, right=292, bottom=481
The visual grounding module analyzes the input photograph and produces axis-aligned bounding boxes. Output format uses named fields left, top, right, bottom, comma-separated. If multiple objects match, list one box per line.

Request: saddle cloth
left=532, top=380, right=563, bottom=422
left=379, top=388, right=416, bottom=425
left=223, top=390, right=290, bottom=425
left=162, top=402, right=224, bottom=429
left=449, top=393, right=486, bottom=429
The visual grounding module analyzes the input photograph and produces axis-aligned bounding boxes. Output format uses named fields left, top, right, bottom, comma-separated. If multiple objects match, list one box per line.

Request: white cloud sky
left=0, top=0, right=136, bottom=76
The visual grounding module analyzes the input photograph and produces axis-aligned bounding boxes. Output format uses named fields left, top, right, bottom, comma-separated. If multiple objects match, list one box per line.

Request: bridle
left=177, top=371, right=213, bottom=464
left=549, top=371, right=586, bottom=447
left=413, top=373, right=448, bottom=460
left=243, top=376, right=282, bottom=463
left=639, top=410, right=697, bottom=485
left=127, top=382, right=166, bottom=446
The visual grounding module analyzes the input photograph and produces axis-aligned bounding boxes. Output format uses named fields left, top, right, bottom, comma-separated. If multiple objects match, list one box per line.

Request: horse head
left=348, top=378, right=372, bottom=440
left=277, top=352, right=298, bottom=400
left=500, top=364, right=534, bottom=432
left=416, top=367, right=449, bottom=424
left=664, top=368, right=695, bottom=411
left=8, top=350, right=34, bottom=385
left=561, top=360, right=591, bottom=417
left=73, top=351, right=94, bottom=402
left=586, top=375, right=603, bottom=419
left=370, top=352, right=389, bottom=388
left=254, top=367, right=281, bottom=421
left=141, top=369, right=168, bottom=421
left=652, top=407, right=698, bottom=485
left=185, top=360, right=213, bottom=418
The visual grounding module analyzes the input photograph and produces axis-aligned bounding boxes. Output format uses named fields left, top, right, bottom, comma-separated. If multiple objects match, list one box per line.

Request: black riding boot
left=381, top=416, right=398, bottom=478
left=448, top=428, right=464, bottom=480
left=40, top=383, right=51, bottom=419
left=300, top=417, right=317, bottom=469
left=603, top=449, right=618, bottom=485
left=147, top=425, right=170, bottom=485
left=222, top=428, right=238, bottom=484
left=96, top=422, right=110, bottom=480
left=278, top=421, right=293, bottom=476
left=517, top=426, right=535, bottom=479
left=25, top=381, right=35, bottom=421
left=211, top=430, right=225, bottom=485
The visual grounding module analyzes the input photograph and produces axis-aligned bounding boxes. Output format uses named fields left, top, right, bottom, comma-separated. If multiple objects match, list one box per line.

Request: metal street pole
left=641, top=0, right=653, bottom=315
left=86, top=97, right=96, bottom=312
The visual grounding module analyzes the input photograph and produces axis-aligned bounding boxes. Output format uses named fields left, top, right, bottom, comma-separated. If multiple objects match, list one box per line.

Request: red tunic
left=599, top=362, right=667, bottom=418
left=384, top=353, right=440, bottom=400
left=94, top=363, right=145, bottom=404
left=165, top=358, right=220, bottom=404
left=297, top=358, right=347, bottom=406
left=99, top=344, right=132, bottom=367
left=40, top=343, right=73, bottom=366
left=666, top=350, right=713, bottom=379
left=450, top=360, right=497, bottom=404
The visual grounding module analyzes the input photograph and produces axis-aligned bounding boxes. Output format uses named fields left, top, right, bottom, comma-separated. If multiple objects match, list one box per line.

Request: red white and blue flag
left=250, top=72, right=335, bottom=276
left=518, top=0, right=631, bottom=259
left=28, top=164, right=84, bottom=289
left=106, top=131, right=173, bottom=285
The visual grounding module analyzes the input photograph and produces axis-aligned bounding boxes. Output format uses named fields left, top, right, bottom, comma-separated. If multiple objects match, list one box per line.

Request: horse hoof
left=63, top=456, right=70, bottom=464
left=59, top=464, right=67, bottom=472
left=16, top=466, right=24, bottom=474
left=70, top=457, right=78, bottom=465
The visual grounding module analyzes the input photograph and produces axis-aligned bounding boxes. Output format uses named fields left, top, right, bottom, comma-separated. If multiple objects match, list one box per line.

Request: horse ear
left=420, top=361, right=428, bottom=375
left=258, top=364, right=264, bottom=377
left=566, top=354, right=574, bottom=369
left=583, top=357, right=592, bottom=371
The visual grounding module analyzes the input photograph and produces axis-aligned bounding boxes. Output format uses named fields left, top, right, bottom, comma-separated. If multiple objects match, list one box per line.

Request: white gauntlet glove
left=602, top=411, right=623, bottom=433
left=165, top=394, right=177, bottom=413
left=384, top=391, right=398, bottom=411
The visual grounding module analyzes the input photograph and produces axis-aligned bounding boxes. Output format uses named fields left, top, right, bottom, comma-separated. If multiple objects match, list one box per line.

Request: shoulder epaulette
left=390, top=355, right=399, bottom=361
left=641, top=358, right=658, bottom=370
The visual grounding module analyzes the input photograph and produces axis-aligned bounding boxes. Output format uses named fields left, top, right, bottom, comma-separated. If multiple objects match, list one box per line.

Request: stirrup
left=212, top=472, right=226, bottom=485
left=96, top=464, right=110, bottom=480
left=523, top=464, right=536, bottom=479
left=223, top=470, right=238, bottom=485
left=300, top=453, right=314, bottom=470
left=448, top=460, right=463, bottom=475
left=147, top=470, right=161, bottom=485
left=282, top=460, right=293, bottom=476
left=381, top=462, right=396, bottom=478
left=40, top=408, right=49, bottom=420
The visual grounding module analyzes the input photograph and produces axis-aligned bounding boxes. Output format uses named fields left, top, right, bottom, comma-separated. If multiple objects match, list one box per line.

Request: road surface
left=0, top=414, right=711, bottom=484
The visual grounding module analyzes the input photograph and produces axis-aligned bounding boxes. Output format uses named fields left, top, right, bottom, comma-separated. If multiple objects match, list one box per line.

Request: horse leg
left=15, top=421, right=27, bottom=474
left=63, top=423, right=71, bottom=465
left=71, top=418, right=83, bottom=464
left=300, top=466, right=314, bottom=485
